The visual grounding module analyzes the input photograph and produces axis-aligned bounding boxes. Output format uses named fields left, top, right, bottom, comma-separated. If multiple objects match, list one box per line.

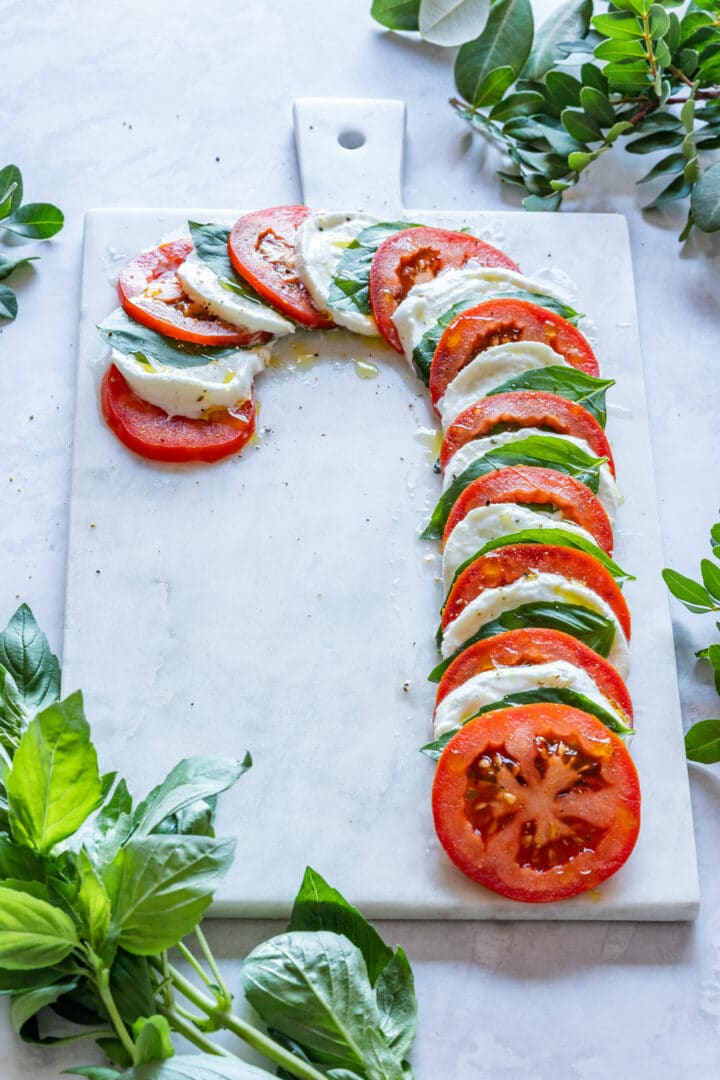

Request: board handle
left=293, top=97, right=405, bottom=213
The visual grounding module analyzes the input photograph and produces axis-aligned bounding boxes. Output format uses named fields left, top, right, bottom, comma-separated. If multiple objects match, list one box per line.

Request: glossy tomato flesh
left=441, top=465, right=614, bottom=554
left=429, top=299, right=599, bottom=408
left=432, top=702, right=640, bottom=901
left=117, top=239, right=268, bottom=347
left=440, top=391, right=614, bottom=475
left=434, top=628, right=634, bottom=724
left=369, top=227, right=519, bottom=353
left=101, top=364, right=256, bottom=464
left=228, top=206, right=334, bottom=329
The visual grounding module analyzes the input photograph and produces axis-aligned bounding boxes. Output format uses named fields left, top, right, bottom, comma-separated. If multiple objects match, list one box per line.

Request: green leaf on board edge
left=685, top=719, right=720, bottom=764
left=455, top=0, right=534, bottom=107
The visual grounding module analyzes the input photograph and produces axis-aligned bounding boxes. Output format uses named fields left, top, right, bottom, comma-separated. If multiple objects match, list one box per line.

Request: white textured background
left=1, top=1, right=719, bottom=1076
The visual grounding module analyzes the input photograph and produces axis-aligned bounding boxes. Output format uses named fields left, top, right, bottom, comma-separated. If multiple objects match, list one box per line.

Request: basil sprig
left=430, top=600, right=617, bottom=681
left=328, top=220, right=420, bottom=317
left=188, top=221, right=267, bottom=305
left=0, top=164, right=63, bottom=323
left=447, top=527, right=634, bottom=591
left=422, top=433, right=607, bottom=540
left=486, top=366, right=615, bottom=427
left=412, top=291, right=582, bottom=384
left=99, top=308, right=242, bottom=370
left=0, top=604, right=418, bottom=1078
left=422, top=685, right=633, bottom=761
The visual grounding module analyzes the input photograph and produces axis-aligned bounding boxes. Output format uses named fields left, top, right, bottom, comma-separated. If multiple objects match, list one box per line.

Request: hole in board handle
left=338, top=129, right=366, bottom=150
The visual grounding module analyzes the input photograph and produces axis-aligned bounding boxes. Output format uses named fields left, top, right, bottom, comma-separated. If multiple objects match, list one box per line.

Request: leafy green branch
left=0, top=164, right=64, bottom=323
left=0, top=605, right=417, bottom=1080
left=370, top=0, right=720, bottom=241
left=663, top=521, right=720, bottom=763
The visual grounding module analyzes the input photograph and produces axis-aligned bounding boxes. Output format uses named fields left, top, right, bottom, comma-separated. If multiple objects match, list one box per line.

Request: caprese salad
left=99, top=206, right=640, bottom=903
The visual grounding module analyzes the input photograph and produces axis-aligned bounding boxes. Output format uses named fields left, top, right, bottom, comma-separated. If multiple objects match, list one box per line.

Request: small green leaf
left=473, top=65, right=516, bottom=107
left=0, top=885, right=79, bottom=970
left=0, top=603, right=61, bottom=725
left=131, top=1015, right=175, bottom=1065
left=99, top=308, right=241, bottom=370
left=76, top=849, right=112, bottom=954
left=710, top=523, right=720, bottom=546
left=522, top=192, right=563, bottom=211
left=701, top=558, right=720, bottom=601
left=580, top=86, right=616, bottom=127
left=546, top=69, right=583, bottom=106
left=568, top=150, right=593, bottom=170
left=685, top=719, right=720, bottom=764
left=649, top=3, right=670, bottom=38
left=637, top=152, right=686, bottom=183
left=371, top=0, right=420, bottom=30
left=581, top=61, right=609, bottom=92
left=691, top=162, right=720, bottom=232
left=131, top=754, right=251, bottom=838
left=603, top=60, right=653, bottom=91
left=594, top=36, right=647, bottom=60
left=626, top=129, right=685, bottom=153
left=523, top=0, right=592, bottom=81
left=0, top=254, right=38, bottom=281
left=328, top=220, right=418, bottom=316
left=697, top=643, right=720, bottom=695
left=487, top=365, right=614, bottom=425
left=375, top=947, right=417, bottom=1059
left=0, top=166, right=23, bottom=217
left=489, top=90, right=545, bottom=120
left=10, top=981, right=79, bottom=1042
left=662, top=568, right=718, bottom=613
left=644, top=174, right=692, bottom=208
left=606, top=119, right=633, bottom=142
left=3, top=203, right=64, bottom=240
left=0, top=284, right=18, bottom=321
left=454, top=0, right=534, bottom=106
left=562, top=107, right=603, bottom=142
left=681, top=96, right=696, bottom=132
left=418, top=0, right=491, bottom=47
left=591, top=12, right=643, bottom=38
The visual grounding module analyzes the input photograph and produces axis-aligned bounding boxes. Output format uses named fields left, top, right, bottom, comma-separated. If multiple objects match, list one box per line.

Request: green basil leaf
left=3, top=203, right=64, bottom=240
left=76, top=849, right=112, bottom=955
left=0, top=962, right=79, bottom=995
left=70, top=1056, right=278, bottom=1079
left=188, top=221, right=265, bottom=304
left=0, top=885, right=79, bottom=970
left=90, top=779, right=134, bottom=866
left=431, top=601, right=617, bottom=680
left=371, top=0, right=421, bottom=30
left=421, top=685, right=632, bottom=759
left=449, top=528, right=634, bottom=590
left=10, top=980, right=81, bottom=1043
left=288, top=867, right=393, bottom=986
left=524, top=0, right=592, bottom=80
left=242, top=931, right=396, bottom=1074
left=6, top=692, right=103, bottom=854
left=375, top=947, right=417, bottom=1059
left=0, top=253, right=38, bottom=281
left=685, top=719, right=720, bottom=764
left=486, top=365, right=614, bottom=426
left=0, top=283, right=18, bottom=320
left=132, top=1015, right=175, bottom=1065
left=0, top=165, right=23, bottom=218
left=418, top=0, right=491, bottom=47
left=691, top=162, right=720, bottom=232
left=0, top=603, right=61, bottom=727
left=106, top=950, right=157, bottom=1027
left=0, top=837, right=46, bottom=884
left=328, top=221, right=418, bottom=317
left=103, top=835, right=235, bottom=955
left=422, top=434, right=605, bottom=539
left=411, top=291, right=581, bottom=384
left=131, top=753, right=251, bottom=838
left=662, top=568, right=718, bottom=612
left=98, top=308, right=241, bottom=369
left=455, top=0, right=534, bottom=107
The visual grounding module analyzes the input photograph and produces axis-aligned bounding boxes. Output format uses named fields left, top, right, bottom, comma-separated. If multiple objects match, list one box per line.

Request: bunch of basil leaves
left=0, top=165, right=63, bottom=321
left=0, top=605, right=417, bottom=1080
left=371, top=0, right=720, bottom=241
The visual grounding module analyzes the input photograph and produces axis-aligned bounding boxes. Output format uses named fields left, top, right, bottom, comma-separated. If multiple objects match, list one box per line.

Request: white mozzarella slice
left=443, top=428, right=618, bottom=524
left=295, top=211, right=380, bottom=335
left=111, top=345, right=269, bottom=420
left=441, top=505, right=597, bottom=594
left=177, top=252, right=295, bottom=336
left=438, top=342, right=569, bottom=430
left=391, top=265, right=569, bottom=363
left=440, top=570, right=630, bottom=678
left=433, top=660, right=624, bottom=739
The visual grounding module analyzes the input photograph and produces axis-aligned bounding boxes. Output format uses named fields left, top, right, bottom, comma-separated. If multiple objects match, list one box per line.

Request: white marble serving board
left=63, top=98, right=699, bottom=920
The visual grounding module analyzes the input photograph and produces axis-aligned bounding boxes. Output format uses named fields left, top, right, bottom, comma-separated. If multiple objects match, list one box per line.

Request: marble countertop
left=1, top=0, right=720, bottom=1076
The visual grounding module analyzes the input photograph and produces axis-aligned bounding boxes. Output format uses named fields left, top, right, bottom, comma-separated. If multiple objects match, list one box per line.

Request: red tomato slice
left=118, top=239, right=268, bottom=347
left=440, top=391, right=615, bottom=476
left=434, top=628, right=633, bottom=724
left=441, top=543, right=630, bottom=640
left=429, top=299, right=599, bottom=408
left=432, top=701, right=641, bottom=902
left=228, top=206, right=334, bottom=329
left=101, top=365, right=256, bottom=464
left=369, top=227, right=520, bottom=353
left=441, top=465, right=614, bottom=554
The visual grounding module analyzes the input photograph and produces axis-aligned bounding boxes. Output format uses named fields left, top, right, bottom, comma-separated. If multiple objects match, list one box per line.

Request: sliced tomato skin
left=118, top=239, right=268, bottom=347
left=430, top=299, right=599, bottom=407
left=434, top=627, right=634, bottom=724
left=369, top=227, right=520, bottom=353
left=441, top=543, right=630, bottom=639
left=441, top=465, right=614, bottom=555
left=432, top=702, right=641, bottom=902
left=440, top=391, right=615, bottom=476
left=228, top=206, right=334, bottom=329
left=101, top=365, right=256, bottom=464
